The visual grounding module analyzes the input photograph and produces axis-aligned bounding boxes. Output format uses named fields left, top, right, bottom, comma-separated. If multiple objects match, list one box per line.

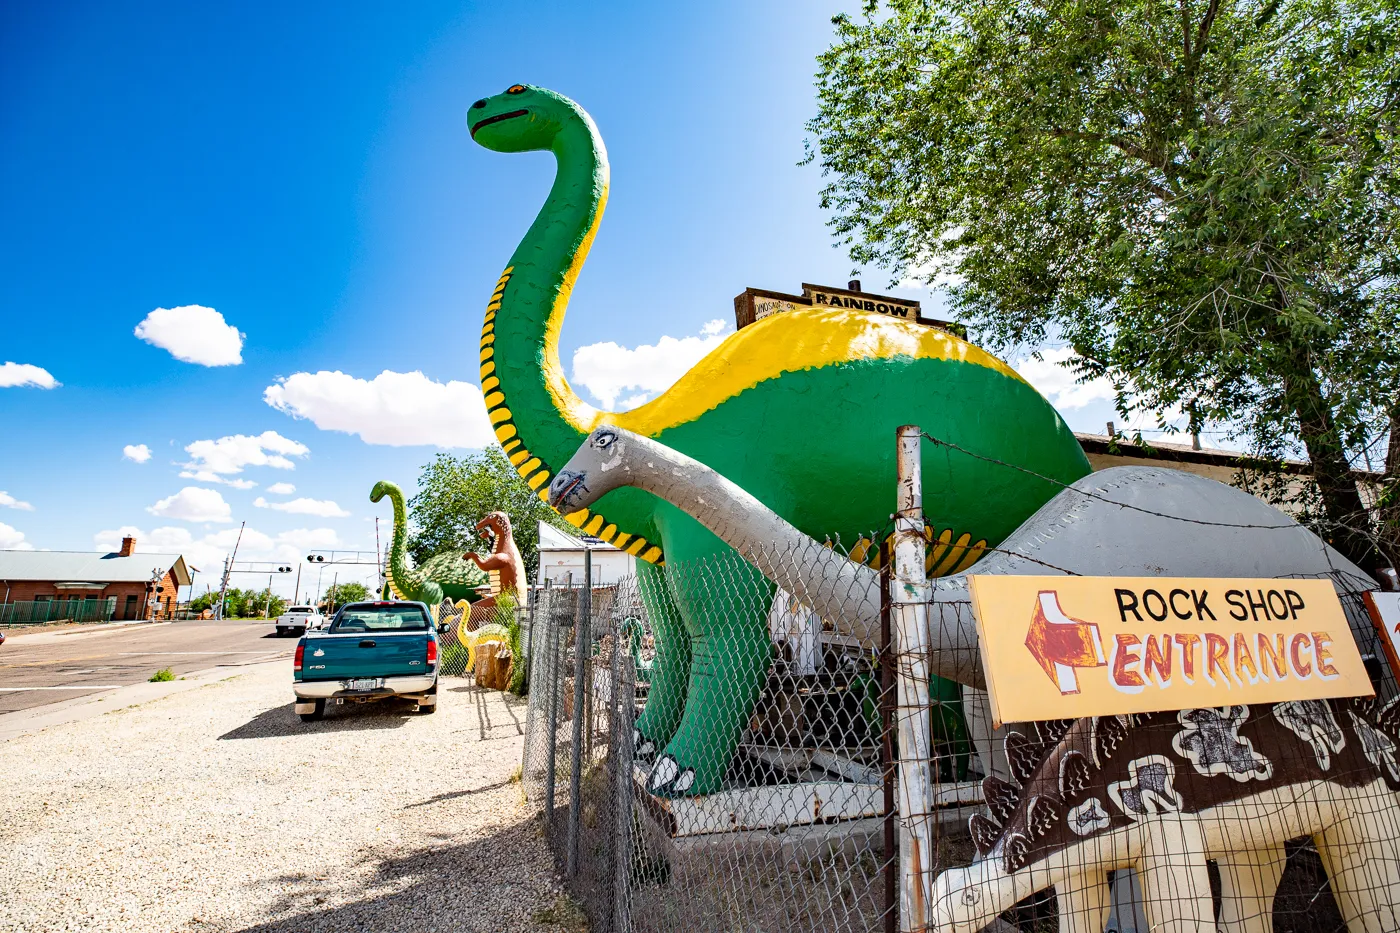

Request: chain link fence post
left=544, top=578, right=561, bottom=827
left=895, top=424, right=936, bottom=932
left=567, top=548, right=592, bottom=877
left=612, top=611, right=635, bottom=933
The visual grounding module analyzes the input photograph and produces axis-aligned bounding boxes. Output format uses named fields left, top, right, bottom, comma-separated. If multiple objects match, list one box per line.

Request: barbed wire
left=921, top=430, right=1303, bottom=530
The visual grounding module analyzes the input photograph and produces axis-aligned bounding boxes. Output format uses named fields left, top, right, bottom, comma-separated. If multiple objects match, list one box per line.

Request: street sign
left=968, top=575, right=1372, bottom=725
left=1363, top=590, right=1400, bottom=678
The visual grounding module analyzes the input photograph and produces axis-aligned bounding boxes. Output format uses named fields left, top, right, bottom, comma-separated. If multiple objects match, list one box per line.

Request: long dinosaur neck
left=480, top=112, right=606, bottom=498
left=383, top=483, right=418, bottom=589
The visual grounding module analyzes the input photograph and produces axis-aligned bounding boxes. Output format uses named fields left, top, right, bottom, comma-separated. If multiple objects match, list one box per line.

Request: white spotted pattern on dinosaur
left=1171, top=706, right=1273, bottom=782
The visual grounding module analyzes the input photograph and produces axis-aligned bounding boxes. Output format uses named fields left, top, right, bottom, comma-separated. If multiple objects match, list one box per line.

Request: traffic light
left=277, top=566, right=292, bottom=573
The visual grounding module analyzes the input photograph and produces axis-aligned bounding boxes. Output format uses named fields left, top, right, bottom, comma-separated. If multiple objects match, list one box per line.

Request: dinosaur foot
left=633, top=728, right=657, bottom=762
left=646, top=754, right=696, bottom=796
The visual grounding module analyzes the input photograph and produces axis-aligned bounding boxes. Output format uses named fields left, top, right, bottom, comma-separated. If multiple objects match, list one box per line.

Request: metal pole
left=894, top=424, right=935, bottom=932
left=881, top=545, right=897, bottom=933
left=293, top=563, right=302, bottom=605
left=567, top=550, right=591, bottom=877
left=544, top=578, right=561, bottom=830
left=612, top=604, right=635, bottom=933
left=524, top=582, right=539, bottom=690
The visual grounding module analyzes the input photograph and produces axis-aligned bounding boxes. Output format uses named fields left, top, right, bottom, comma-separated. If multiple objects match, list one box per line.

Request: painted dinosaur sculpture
left=465, top=511, right=528, bottom=617
left=549, top=427, right=1379, bottom=781
left=469, top=84, right=1091, bottom=795
left=370, top=480, right=488, bottom=606
left=933, top=702, right=1400, bottom=932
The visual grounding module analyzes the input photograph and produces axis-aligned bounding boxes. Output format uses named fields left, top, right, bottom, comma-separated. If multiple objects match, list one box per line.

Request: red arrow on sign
left=1025, top=590, right=1107, bottom=695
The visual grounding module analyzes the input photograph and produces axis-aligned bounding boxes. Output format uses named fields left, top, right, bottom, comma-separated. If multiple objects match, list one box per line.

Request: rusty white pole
left=894, top=424, right=935, bottom=932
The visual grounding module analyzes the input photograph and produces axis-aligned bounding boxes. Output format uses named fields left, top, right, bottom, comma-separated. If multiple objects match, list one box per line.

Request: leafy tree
left=808, top=0, right=1399, bottom=570
left=409, top=447, right=572, bottom=581
left=321, top=582, right=370, bottom=612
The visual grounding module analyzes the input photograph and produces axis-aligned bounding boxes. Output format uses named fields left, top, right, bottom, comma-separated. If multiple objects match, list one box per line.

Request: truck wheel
left=418, top=700, right=437, bottom=715
left=299, top=699, right=326, bottom=722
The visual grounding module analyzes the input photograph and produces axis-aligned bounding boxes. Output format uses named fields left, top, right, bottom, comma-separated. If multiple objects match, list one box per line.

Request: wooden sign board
left=1362, top=590, right=1400, bottom=678
left=968, top=575, right=1373, bottom=725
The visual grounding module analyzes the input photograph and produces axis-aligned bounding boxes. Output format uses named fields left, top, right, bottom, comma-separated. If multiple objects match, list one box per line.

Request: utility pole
left=264, top=572, right=274, bottom=617
left=217, top=521, right=246, bottom=621
left=293, top=563, right=302, bottom=605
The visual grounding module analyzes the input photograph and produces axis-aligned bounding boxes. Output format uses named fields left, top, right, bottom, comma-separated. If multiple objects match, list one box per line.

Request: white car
left=275, top=605, right=324, bottom=637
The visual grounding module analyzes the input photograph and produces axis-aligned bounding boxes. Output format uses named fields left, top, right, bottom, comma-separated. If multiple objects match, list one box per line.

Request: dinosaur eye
left=506, top=85, right=527, bottom=95
left=596, top=432, right=614, bottom=448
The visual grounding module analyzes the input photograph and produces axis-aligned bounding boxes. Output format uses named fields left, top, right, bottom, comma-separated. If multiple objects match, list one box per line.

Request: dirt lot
left=0, top=662, right=581, bottom=933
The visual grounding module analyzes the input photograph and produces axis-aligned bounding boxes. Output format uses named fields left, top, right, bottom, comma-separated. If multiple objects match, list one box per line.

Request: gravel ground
left=0, top=662, right=582, bottom=933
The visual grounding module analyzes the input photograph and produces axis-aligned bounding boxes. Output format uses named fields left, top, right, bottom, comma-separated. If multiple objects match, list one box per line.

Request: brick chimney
left=119, top=536, right=136, bottom=557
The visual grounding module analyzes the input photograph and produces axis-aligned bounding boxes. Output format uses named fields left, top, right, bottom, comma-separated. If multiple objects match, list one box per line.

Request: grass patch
left=530, top=893, right=588, bottom=932
left=149, top=667, right=175, bottom=682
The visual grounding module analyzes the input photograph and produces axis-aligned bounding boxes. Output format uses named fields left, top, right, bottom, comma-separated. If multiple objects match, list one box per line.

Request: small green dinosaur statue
left=370, top=480, right=488, bottom=605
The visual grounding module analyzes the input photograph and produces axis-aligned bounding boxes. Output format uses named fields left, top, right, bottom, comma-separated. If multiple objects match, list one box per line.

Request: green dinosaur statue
left=620, top=616, right=653, bottom=685
left=468, top=84, right=1091, bottom=795
left=370, top=480, right=488, bottom=605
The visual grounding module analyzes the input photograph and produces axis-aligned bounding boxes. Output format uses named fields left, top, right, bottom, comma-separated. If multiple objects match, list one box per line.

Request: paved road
left=0, top=621, right=294, bottom=714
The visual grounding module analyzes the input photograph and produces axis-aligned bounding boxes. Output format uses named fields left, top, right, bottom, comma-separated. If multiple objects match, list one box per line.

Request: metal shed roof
left=0, top=550, right=192, bottom=587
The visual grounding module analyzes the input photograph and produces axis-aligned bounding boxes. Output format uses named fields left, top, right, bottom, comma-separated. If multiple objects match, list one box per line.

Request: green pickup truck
left=293, top=601, right=440, bottom=722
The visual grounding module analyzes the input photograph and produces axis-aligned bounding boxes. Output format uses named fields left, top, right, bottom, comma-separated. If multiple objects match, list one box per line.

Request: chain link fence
left=512, top=522, right=1400, bottom=933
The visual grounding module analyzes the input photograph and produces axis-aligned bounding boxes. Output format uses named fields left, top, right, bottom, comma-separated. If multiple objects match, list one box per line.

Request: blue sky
left=0, top=1, right=1136, bottom=598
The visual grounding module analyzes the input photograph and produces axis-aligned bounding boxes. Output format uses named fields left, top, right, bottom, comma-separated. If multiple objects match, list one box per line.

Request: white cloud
left=0, top=521, right=33, bottom=550
left=266, top=482, right=296, bottom=495
left=0, top=491, right=34, bottom=511
left=0, top=362, right=59, bottom=389
left=264, top=370, right=494, bottom=448
left=178, top=470, right=258, bottom=489
left=123, top=444, right=152, bottom=463
left=571, top=320, right=731, bottom=409
left=1014, top=347, right=1117, bottom=411
left=184, top=431, right=308, bottom=475
left=253, top=496, right=350, bottom=518
left=134, top=305, right=244, bottom=366
left=147, top=486, right=233, bottom=523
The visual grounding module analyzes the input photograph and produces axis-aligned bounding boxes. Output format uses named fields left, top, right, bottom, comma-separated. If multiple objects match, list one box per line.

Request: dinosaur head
left=369, top=480, right=395, bottom=503
left=474, top=511, right=511, bottom=541
left=548, top=426, right=630, bottom=513
left=469, top=84, right=582, bottom=153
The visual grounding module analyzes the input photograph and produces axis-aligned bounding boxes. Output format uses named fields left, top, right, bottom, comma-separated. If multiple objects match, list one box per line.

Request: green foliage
left=808, top=0, right=1400, bottom=567
left=149, top=667, right=174, bottom=682
left=408, top=447, right=571, bottom=580
left=194, top=588, right=286, bottom=618
left=321, top=582, right=371, bottom=612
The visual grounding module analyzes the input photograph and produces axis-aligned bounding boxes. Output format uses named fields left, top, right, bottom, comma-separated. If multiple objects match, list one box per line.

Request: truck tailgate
left=301, top=632, right=428, bottom=680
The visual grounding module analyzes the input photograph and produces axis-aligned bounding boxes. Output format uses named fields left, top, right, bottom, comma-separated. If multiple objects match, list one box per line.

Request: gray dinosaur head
left=548, top=426, right=630, bottom=513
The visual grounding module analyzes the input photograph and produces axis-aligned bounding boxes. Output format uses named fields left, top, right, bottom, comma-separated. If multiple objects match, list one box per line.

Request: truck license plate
left=347, top=678, right=381, bottom=691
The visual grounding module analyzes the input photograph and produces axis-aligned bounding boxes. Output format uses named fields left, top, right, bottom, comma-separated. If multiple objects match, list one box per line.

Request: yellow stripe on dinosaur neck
left=542, top=304, right=1027, bottom=437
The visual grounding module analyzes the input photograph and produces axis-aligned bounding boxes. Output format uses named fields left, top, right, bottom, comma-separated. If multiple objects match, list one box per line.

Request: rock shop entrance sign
left=969, top=576, right=1372, bottom=724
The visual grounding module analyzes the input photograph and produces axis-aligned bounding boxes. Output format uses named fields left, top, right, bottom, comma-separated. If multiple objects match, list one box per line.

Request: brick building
left=0, top=536, right=192, bottom=622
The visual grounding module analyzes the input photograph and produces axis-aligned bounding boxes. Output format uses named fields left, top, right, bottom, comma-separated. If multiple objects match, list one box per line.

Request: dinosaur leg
left=1056, top=871, right=1111, bottom=933
left=1315, top=784, right=1400, bottom=933
left=1136, top=815, right=1214, bottom=932
left=646, top=515, right=774, bottom=797
left=1215, top=845, right=1284, bottom=933
left=631, top=557, right=690, bottom=762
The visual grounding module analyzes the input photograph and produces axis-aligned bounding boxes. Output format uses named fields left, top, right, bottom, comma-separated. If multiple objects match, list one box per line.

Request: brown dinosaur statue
left=464, top=511, right=527, bottom=603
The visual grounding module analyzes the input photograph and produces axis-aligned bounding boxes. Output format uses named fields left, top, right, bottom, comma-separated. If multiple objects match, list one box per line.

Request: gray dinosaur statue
left=549, top=426, right=1376, bottom=689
